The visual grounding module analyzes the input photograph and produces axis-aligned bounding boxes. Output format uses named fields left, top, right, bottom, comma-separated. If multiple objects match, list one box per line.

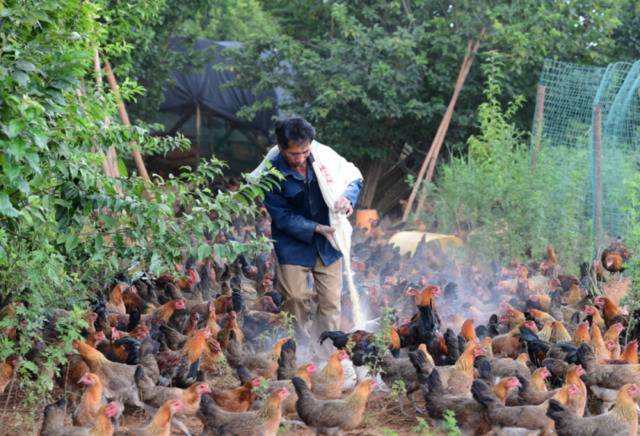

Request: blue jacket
left=264, top=153, right=362, bottom=267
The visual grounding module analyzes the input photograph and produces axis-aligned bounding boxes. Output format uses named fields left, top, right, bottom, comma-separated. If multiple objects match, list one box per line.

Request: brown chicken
left=292, top=377, right=375, bottom=433
left=434, top=341, right=482, bottom=395
left=574, top=321, right=591, bottom=345
left=211, top=377, right=261, bottom=412
left=225, top=336, right=290, bottom=379
left=73, top=372, right=104, bottom=426
left=564, top=364, right=587, bottom=416
left=499, top=303, right=526, bottom=330
left=206, top=302, right=221, bottom=338
left=584, top=305, right=606, bottom=331
left=460, top=319, right=477, bottom=342
left=107, top=283, right=127, bottom=315
left=268, top=362, right=316, bottom=414
left=472, top=379, right=577, bottom=432
left=41, top=398, right=119, bottom=436
left=135, top=366, right=210, bottom=415
left=116, top=399, right=183, bottom=436
left=577, top=343, right=640, bottom=400
left=407, top=284, right=440, bottom=307
left=594, top=296, right=625, bottom=327
left=311, top=350, right=348, bottom=399
left=198, top=388, right=289, bottom=436
left=540, top=244, right=558, bottom=277
left=590, top=324, right=609, bottom=363
left=601, top=238, right=632, bottom=276
left=621, top=340, right=639, bottom=364
left=0, top=355, right=19, bottom=395
left=219, top=311, right=244, bottom=349
left=547, top=383, right=639, bottom=436
left=493, top=377, right=521, bottom=403
left=72, top=340, right=143, bottom=407
left=492, top=320, right=537, bottom=358
left=144, top=299, right=186, bottom=324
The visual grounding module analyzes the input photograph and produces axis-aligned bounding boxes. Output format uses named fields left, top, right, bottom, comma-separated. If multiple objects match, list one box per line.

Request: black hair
left=274, top=117, right=315, bottom=149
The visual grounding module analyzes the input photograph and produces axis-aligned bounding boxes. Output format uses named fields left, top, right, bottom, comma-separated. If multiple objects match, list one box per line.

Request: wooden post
left=104, top=60, right=151, bottom=183
left=531, top=85, right=546, bottom=169
left=593, top=105, right=603, bottom=251
left=403, top=38, right=480, bottom=222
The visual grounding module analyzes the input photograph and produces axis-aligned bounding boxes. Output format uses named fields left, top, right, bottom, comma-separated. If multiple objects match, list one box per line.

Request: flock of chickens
left=1, top=206, right=636, bottom=435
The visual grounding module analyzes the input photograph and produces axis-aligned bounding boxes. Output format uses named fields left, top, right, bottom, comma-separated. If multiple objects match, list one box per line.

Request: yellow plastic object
left=388, top=231, right=463, bottom=257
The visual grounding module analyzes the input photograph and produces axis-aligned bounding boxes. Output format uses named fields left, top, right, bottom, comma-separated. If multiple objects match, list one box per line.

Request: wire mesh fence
left=531, top=58, right=640, bottom=252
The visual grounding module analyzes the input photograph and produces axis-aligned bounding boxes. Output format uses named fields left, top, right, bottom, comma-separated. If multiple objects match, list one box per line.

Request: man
left=259, top=117, right=362, bottom=355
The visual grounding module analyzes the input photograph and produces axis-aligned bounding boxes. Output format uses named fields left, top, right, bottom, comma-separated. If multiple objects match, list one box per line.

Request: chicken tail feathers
left=476, top=357, right=493, bottom=383
left=425, top=368, right=444, bottom=396
left=471, top=379, right=498, bottom=409
left=546, top=399, right=572, bottom=426
left=318, top=331, right=349, bottom=348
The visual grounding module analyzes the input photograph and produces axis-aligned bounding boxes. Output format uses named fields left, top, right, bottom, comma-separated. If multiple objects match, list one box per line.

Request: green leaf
left=118, top=158, right=128, bottom=178
left=16, top=60, right=37, bottom=72
left=12, top=70, right=28, bottom=87
left=0, top=193, right=19, bottom=217
left=2, top=120, right=24, bottom=138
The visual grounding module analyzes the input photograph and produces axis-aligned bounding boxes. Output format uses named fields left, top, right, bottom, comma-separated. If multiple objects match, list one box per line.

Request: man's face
left=279, top=140, right=311, bottom=171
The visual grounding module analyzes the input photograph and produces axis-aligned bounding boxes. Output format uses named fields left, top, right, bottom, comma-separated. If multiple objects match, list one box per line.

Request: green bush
left=0, top=0, right=277, bottom=403
left=417, top=54, right=593, bottom=271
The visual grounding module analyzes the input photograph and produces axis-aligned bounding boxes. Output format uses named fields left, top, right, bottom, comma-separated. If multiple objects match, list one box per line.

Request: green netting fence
left=531, top=58, right=640, bottom=252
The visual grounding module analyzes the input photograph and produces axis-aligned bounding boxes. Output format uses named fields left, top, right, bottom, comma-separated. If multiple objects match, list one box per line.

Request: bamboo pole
left=531, top=85, right=546, bottom=169
left=195, top=104, right=202, bottom=162
left=403, top=38, right=480, bottom=222
left=104, top=60, right=151, bottom=183
left=93, top=48, right=121, bottom=181
left=593, top=105, right=603, bottom=251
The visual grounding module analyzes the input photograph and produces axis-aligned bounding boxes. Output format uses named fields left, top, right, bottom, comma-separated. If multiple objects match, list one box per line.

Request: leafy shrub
left=0, top=0, right=277, bottom=402
left=417, top=53, right=593, bottom=271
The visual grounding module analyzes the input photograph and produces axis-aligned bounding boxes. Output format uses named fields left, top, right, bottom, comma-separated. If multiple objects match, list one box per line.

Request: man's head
left=275, top=117, right=315, bottom=171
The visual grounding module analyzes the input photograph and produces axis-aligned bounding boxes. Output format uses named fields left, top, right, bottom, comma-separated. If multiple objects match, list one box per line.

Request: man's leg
left=310, top=257, right=342, bottom=357
left=276, top=262, right=313, bottom=341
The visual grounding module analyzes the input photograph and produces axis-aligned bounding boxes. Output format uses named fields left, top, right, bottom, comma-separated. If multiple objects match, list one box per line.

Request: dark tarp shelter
left=149, top=39, right=283, bottom=177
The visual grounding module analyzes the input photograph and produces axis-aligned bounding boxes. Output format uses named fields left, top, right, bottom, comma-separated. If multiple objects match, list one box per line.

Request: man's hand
left=315, top=224, right=336, bottom=240
left=334, top=197, right=354, bottom=217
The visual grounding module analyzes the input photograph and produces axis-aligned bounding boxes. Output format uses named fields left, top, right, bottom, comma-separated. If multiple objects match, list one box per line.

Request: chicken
left=72, top=340, right=144, bottom=407
left=574, top=321, right=591, bottom=345
left=471, top=379, right=577, bottom=432
left=506, top=371, right=558, bottom=406
left=407, top=284, right=441, bottom=307
left=319, top=328, right=401, bottom=362
left=205, top=302, right=221, bottom=338
left=621, top=340, right=639, bottom=364
left=431, top=341, right=481, bottom=396
left=547, top=383, right=639, bottom=436
left=210, top=377, right=261, bottom=412
left=276, top=338, right=297, bottom=380
left=411, top=353, right=491, bottom=433
left=591, top=324, right=609, bottom=363
left=107, top=283, right=127, bottom=315
left=116, top=399, right=183, bottom=436
left=564, top=364, right=587, bottom=416
left=601, top=238, right=632, bottom=276
left=41, top=398, right=118, bottom=436
left=540, top=244, right=558, bottom=277
left=198, top=388, right=289, bottom=436
left=584, top=305, right=606, bottom=331
left=225, top=335, right=290, bottom=379
left=98, top=328, right=141, bottom=365
left=0, top=356, right=18, bottom=395
left=144, top=299, right=186, bottom=324
left=492, top=320, right=537, bottom=358
left=219, top=311, right=244, bottom=349
left=460, top=319, right=477, bottom=342
left=493, top=376, right=521, bottom=403
left=292, top=376, right=374, bottom=433
left=311, top=350, right=349, bottom=399
left=268, top=362, right=316, bottom=414
left=594, top=296, right=626, bottom=327
left=135, top=366, right=210, bottom=415
left=73, top=372, right=104, bottom=426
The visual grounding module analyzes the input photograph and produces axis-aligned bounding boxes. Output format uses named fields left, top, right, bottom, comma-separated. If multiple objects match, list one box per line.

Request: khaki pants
left=277, top=257, right=342, bottom=357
